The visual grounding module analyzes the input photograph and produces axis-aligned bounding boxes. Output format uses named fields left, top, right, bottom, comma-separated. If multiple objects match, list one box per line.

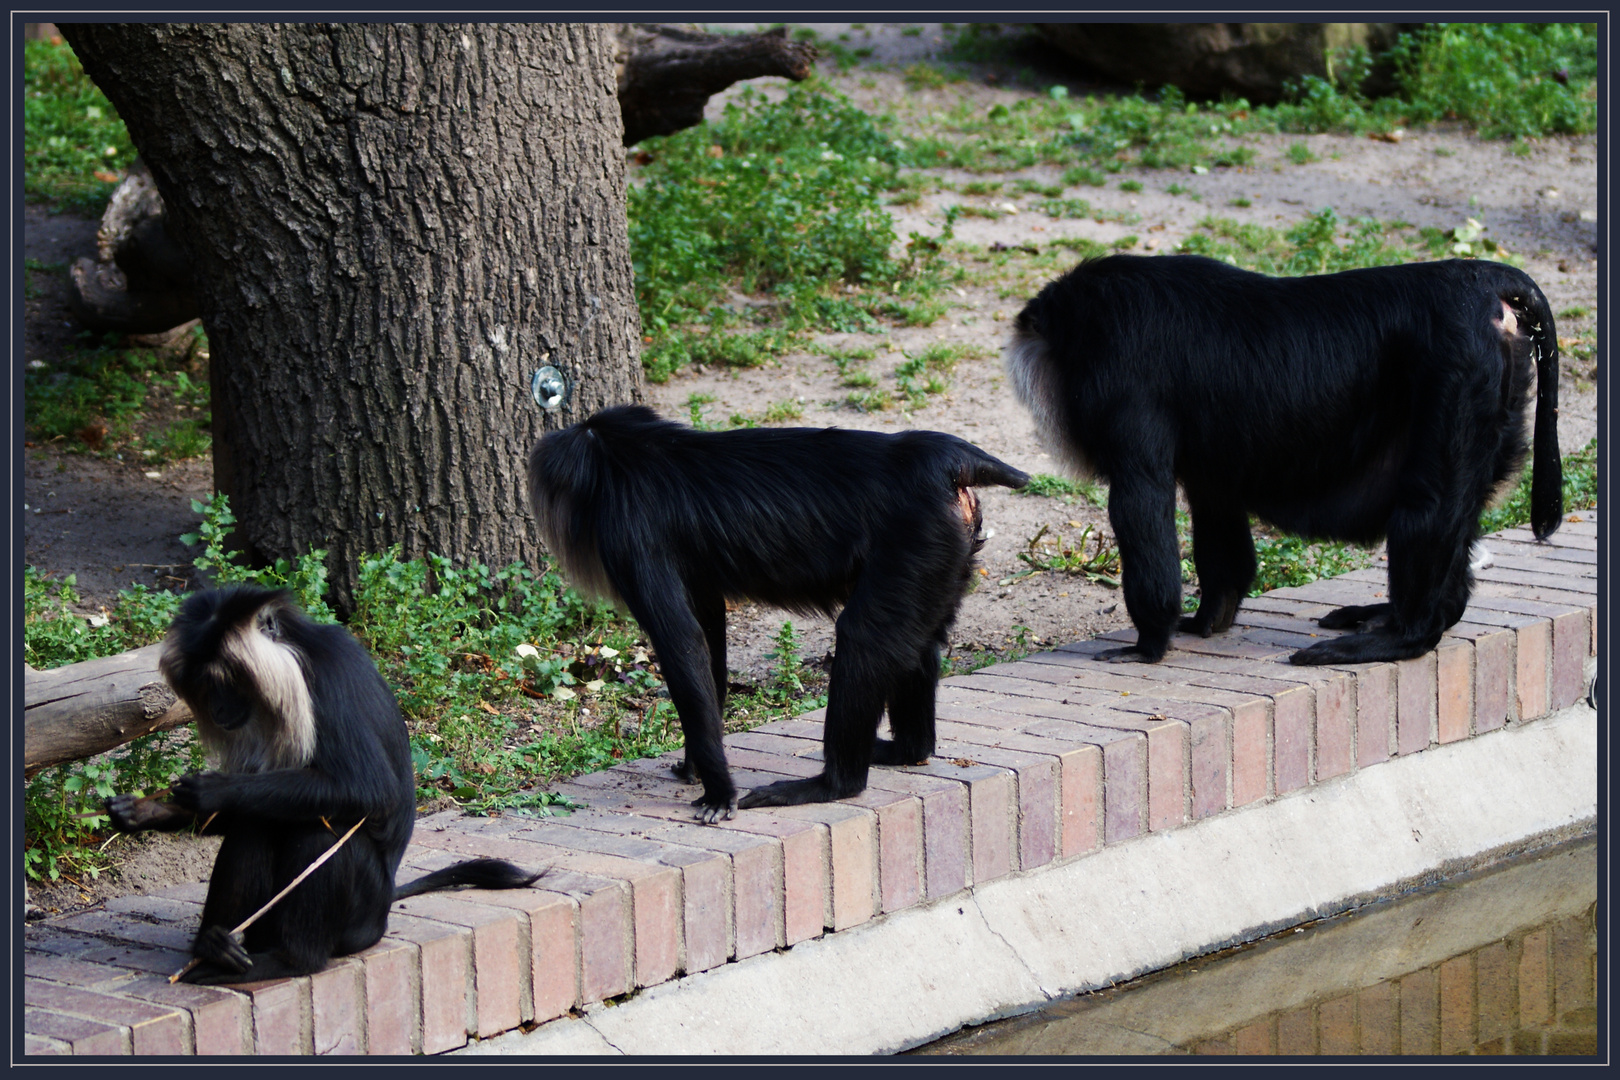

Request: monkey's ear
left=259, top=611, right=281, bottom=640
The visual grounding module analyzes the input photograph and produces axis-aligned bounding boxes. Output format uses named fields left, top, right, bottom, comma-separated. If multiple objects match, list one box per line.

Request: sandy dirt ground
left=22, top=23, right=1600, bottom=914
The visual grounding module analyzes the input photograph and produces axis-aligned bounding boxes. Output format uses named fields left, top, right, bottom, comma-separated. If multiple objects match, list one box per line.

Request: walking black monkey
left=106, top=586, right=540, bottom=984
left=1006, top=254, right=1562, bottom=666
left=528, top=404, right=1029, bottom=821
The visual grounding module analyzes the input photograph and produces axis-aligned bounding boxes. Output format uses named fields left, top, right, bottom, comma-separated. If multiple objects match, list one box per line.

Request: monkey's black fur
left=106, top=586, right=540, bottom=984
left=1006, top=254, right=1562, bottom=666
left=528, top=404, right=1029, bottom=819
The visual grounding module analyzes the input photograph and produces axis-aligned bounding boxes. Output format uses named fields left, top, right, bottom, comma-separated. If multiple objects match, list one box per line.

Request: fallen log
left=615, top=23, right=817, bottom=145
left=24, top=644, right=192, bottom=778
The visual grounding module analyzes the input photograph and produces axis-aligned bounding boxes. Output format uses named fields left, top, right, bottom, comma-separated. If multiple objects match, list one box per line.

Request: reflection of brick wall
left=1189, top=909, right=1598, bottom=1056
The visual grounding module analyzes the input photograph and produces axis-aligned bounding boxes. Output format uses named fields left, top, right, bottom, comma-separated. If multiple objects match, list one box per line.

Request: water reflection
left=914, top=837, right=1596, bottom=1057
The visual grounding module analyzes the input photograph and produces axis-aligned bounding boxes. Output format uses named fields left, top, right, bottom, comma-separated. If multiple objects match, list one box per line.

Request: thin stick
left=169, top=815, right=367, bottom=984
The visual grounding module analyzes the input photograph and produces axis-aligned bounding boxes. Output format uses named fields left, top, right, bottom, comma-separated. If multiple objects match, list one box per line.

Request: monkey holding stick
left=528, top=404, right=1029, bottom=821
left=106, top=586, right=540, bottom=985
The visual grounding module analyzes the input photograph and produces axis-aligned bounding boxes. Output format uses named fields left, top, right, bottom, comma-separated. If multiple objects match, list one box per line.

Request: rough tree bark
left=67, top=24, right=816, bottom=335
left=60, top=23, right=644, bottom=613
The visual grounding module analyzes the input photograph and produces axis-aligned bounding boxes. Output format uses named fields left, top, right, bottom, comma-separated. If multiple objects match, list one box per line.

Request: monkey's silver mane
left=160, top=594, right=317, bottom=772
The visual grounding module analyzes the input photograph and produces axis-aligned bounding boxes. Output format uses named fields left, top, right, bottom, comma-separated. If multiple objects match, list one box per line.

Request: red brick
left=408, top=829, right=664, bottom=996
left=1552, top=915, right=1595, bottom=1018
left=1435, top=641, right=1474, bottom=744
left=1352, top=662, right=1396, bottom=767
left=1231, top=1017, right=1274, bottom=1054
left=242, top=975, right=312, bottom=1056
left=24, top=979, right=189, bottom=1055
left=1231, top=697, right=1268, bottom=807
left=937, top=738, right=1060, bottom=868
left=393, top=893, right=523, bottom=1038
left=1438, top=955, right=1475, bottom=1055
left=383, top=913, right=469, bottom=1054
left=774, top=803, right=875, bottom=932
left=967, top=768, right=1016, bottom=883
left=24, top=1008, right=130, bottom=1055
left=1276, top=1005, right=1315, bottom=1054
left=873, top=795, right=923, bottom=913
left=716, top=813, right=829, bottom=943
left=1475, top=941, right=1513, bottom=1045
left=646, top=820, right=782, bottom=961
left=1399, top=967, right=1438, bottom=1054
left=1519, top=929, right=1552, bottom=1025
left=1314, top=673, right=1354, bottom=781
left=1471, top=628, right=1514, bottom=734
left=357, top=936, right=418, bottom=1055
left=23, top=954, right=140, bottom=991
left=1318, top=993, right=1356, bottom=1055
left=1551, top=610, right=1588, bottom=709
left=53, top=910, right=196, bottom=954
left=506, top=818, right=728, bottom=976
left=1272, top=685, right=1312, bottom=794
left=1514, top=619, right=1552, bottom=720
left=1358, top=981, right=1396, bottom=1055
left=23, top=1033, right=72, bottom=1056
left=118, top=976, right=250, bottom=1056
left=446, top=883, right=580, bottom=1023
left=1396, top=652, right=1437, bottom=755
left=310, top=957, right=364, bottom=1055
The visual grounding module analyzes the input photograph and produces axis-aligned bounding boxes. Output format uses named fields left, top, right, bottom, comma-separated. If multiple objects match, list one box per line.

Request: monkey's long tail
left=1515, top=280, right=1564, bottom=540
left=393, top=858, right=543, bottom=901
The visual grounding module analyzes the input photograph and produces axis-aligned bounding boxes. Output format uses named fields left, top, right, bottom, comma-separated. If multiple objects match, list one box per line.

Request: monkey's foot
left=671, top=758, right=697, bottom=784
left=1290, top=631, right=1433, bottom=666
left=738, top=775, right=861, bottom=809
left=1317, top=602, right=1392, bottom=631
left=192, top=925, right=252, bottom=974
left=690, top=793, right=737, bottom=824
left=871, top=738, right=931, bottom=767
left=1094, top=643, right=1166, bottom=664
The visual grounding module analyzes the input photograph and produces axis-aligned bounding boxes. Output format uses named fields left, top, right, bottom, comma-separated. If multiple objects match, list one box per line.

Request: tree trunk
left=23, top=644, right=192, bottom=778
left=60, top=23, right=644, bottom=613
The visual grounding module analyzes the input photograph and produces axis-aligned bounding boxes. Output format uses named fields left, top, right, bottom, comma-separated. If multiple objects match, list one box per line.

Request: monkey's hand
left=691, top=791, right=737, bottom=824
left=192, top=925, right=253, bottom=975
left=105, top=793, right=192, bottom=833
left=171, top=771, right=234, bottom=816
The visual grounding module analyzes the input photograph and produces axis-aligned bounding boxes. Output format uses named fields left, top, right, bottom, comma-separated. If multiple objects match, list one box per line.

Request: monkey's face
left=197, top=663, right=260, bottom=731
left=159, top=586, right=318, bottom=770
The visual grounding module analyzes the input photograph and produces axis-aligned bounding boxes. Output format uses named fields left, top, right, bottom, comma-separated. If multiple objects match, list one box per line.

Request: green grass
left=627, top=82, right=958, bottom=381
left=23, top=38, right=138, bottom=213
left=1016, top=471, right=1107, bottom=507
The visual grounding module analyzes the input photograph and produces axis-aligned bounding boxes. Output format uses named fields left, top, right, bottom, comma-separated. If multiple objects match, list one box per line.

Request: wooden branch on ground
left=615, top=24, right=817, bottom=146
left=24, top=644, right=192, bottom=777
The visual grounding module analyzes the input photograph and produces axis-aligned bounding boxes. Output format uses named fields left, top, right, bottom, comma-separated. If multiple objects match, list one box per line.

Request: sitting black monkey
left=106, top=585, right=540, bottom=984
left=1006, top=254, right=1562, bottom=666
left=527, top=404, right=1030, bottom=820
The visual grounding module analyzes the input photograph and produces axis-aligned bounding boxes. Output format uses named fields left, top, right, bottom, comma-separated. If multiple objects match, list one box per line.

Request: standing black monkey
left=1006, top=254, right=1562, bottom=666
left=528, top=404, right=1029, bottom=820
left=106, top=586, right=540, bottom=985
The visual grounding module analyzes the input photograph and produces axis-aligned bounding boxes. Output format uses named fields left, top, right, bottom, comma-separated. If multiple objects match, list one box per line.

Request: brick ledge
left=22, top=511, right=1599, bottom=1055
